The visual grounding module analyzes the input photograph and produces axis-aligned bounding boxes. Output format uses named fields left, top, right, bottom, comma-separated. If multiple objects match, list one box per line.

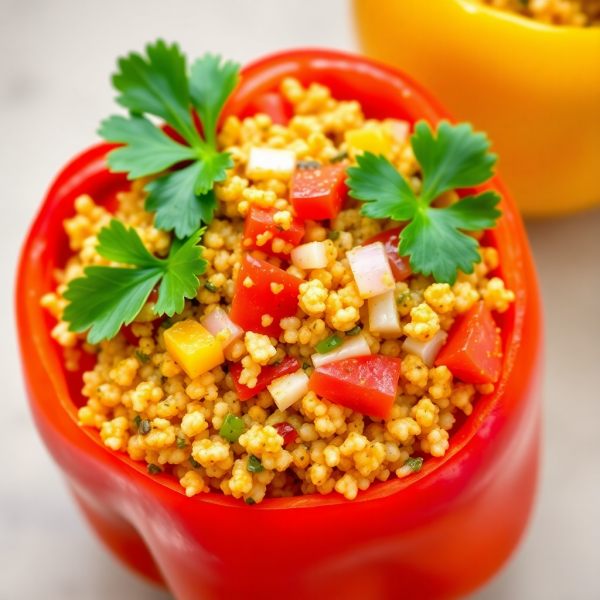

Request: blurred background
left=1, top=1, right=599, bottom=598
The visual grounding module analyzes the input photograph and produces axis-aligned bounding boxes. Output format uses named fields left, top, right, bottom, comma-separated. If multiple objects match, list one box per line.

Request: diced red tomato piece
left=246, top=92, right=293, bottom=126
left=290, top=163, right=348, bottom=220
left=243, top=205, right=305, bottom=260
left=363, top=227, right=412, bottom=282
left=272, top=422, right=298, bottom=445
left=229, top=355, right=300, bottom=401
left=229, top=254, right=304, bottom=337
left=435, top=301, right=503, bottom=385
left=308, top=355, right=402, bottom=419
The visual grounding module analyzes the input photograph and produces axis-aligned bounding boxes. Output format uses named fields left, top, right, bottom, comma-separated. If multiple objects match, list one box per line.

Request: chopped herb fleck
left=204, top=281, right=217, bottom=293
left=328, top=230, right=341, bottom=241
left=315, top=333, right=343, bottom=354
left=296, top=160, right=321, bottom=170
left=133, top=415, right=142, bottom=428
left=189, top=456, right=201, bottom=468
left=176, top=436, right=188, bottom=449
left=397, top=291, right=412, bottom=306
left=219, top=413, right=246, bottom=443
left=345, top=325, right=361, bottom=336
left=404, top=457, right=424, bottom=473
left=247, top=455, right=264, bottom=473
left=245, top=497, right=256, bottom=506
left=135, top=350, right=150, bottom=364
left=330, top=150, right=348, bottom=163
left=302, top=362, right=310, bottom=370
left=139, top=419, right=152, bottom=436
left=147, top=464, right=162, bottom=475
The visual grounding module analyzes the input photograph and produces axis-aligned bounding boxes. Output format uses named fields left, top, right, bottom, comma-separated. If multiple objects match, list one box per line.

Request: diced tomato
left=363, top=227, right=412, bottom=282
left=290, top=163, right=348, bottom=220
left=229, top=355, right=300, bottom=401
left=229, top=254, right=304, bottom=337
left=308, top=355, right=402, bottom=419
left=246, top=92, right=293, bottom=126
left=272, top=422, right=299, bottom=445
left=435, top=301, right=503, bottom=385
left=243, top=205, right=305, bottom=260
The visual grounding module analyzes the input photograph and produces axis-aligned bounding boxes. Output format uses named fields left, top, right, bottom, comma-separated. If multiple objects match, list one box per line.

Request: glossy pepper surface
left=17, top=49, right=543, bottom=600
left=353, top=0, right=600, bottom=218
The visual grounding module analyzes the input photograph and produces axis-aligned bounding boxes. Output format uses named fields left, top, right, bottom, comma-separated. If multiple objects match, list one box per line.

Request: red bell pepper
left=242, top=205, right=304, bottom=260
left=309, top=355, right=402, bottom=419
left=435, top=301, right=503, bottom=385
left=363, top=226, right=412, bottom=281
left=229, top=355, right=300, bottom=401
left=17, top=49, right=543, bottom=600
left=272, top=421, right=299, bottom=445
left=244, top=91, right=293, bottom=125
left=290, top=162, right=348, bottom=220
left=229, top=253, right=304, bottom=337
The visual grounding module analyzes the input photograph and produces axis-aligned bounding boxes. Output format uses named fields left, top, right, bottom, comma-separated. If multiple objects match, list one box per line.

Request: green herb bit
left=345, top=325, right=361, bottom=336
left=219, top=413, right=246, bottom=443
left=139, top=419, right=152, bottom=436
left=346, top=120, right=502, bottom=285
left=245, top=498, right=256, bottom=506
left=189, top=456, right=201, bottom=469
left=135, top=350, right=150, bottom=364
left=296, top=160, right=322, bottom=170
left=315, top=333, right=343, bottom=354
left=98, top=41, right=241, bottom=238
left=271, top=359, right=282, bottom=367
left=246, top=455, right=264, bottom=473
left=302, top=362, right=310, bottom=370
left=397, top=291, right=412, bottom=307
left=176, top=436, right=188, bottom=449
left=147, top=464, right=162, bottom=475
left=133, top=415, right=142, bottom=428
left=160, top=318, right=173, bottom=328
left=62, top=220, right=207, bottom=343
left=204, top=281, right=217, bottom=293
left=404, top=457, right=423, bottom=473
left=328, top=230, right=341, bottom=241
left=330, top=150, right=348, bottom=163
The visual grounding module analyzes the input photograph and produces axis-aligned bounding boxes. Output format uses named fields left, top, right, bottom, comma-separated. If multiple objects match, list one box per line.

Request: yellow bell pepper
left=346, top=126, right=393, bottom=157
left=164, top=320, right=224, bottom=379
left=353, top=0, right=600, bottom=218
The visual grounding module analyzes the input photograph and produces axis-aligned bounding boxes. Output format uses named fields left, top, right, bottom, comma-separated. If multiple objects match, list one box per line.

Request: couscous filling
left=473, top=0, right=600, bottom=26
left=42, top=43, right=515, bottom=505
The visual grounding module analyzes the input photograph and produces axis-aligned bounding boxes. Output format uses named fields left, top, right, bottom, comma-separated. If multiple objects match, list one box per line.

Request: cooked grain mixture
left=42, top=77, right=515, bottom=505
left=474, top=0, right=600, bottom=26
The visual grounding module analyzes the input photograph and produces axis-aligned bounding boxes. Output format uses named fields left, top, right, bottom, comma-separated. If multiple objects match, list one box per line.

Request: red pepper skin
left=309, top=355, right=402, bottom=419
left=16, top=49, right=543, bottom=600
left=363, top=226, right=412, bottom=281
left=272, top=421, right=299, bottom=445
left=242, top=205, right=304, bottom=260
left=245, top=91, right=293, bottom=125
left=229, top=253, right=304, bottom=337
left=436, top=301, right=503, bottom=385
left=229, top=355, right=300, bottom=401
left=290, top=163, right=348, bottom=220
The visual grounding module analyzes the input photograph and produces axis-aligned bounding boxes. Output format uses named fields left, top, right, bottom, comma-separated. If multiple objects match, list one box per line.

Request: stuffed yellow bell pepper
left=353, top=0, right=600, bottom=217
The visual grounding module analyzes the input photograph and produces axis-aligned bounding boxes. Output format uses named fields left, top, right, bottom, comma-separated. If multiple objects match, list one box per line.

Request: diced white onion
left=268, top=369, right=310, bottom=411
left=347, top=242, right=395, bottom=299
left=200, top=307, right=244, bottom=349
left=246, top=147, right=296, bottom=181
left=290, top=241, right=328, bottom=270
left=385, top=119, right=410, bottom=143
left=402, top=329, right=448, bottom=368
left=368, top=290, right=402, bottom=336
left=311, top=334, right=371, bottom=369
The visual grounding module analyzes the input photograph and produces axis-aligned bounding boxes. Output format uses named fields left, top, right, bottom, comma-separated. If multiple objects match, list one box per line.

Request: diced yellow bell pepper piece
left=164, top=320, right=224, bottom=379
left=345, top=126, right=392, bottom=157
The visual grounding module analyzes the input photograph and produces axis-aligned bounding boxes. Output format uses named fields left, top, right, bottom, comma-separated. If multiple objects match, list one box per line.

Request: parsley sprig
left=63, top=220, right=207, bottom=343
left=99, top=41, right=240, bottom=238
left=346, top=121, right=502, bottom=284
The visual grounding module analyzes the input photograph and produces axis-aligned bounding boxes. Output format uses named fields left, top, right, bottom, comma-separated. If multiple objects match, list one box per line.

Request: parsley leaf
left=62, top=219, right=207, bottom=343
left=99, top=41, right=240, bottom=238
left=346, top=120, right=502, bottom=284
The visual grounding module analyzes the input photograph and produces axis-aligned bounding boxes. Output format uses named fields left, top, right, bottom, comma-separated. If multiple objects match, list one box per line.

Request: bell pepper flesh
left=290, top=163, right=348, bottom=220
left=308, top=355, right=402, bottom=419
left=229, top=253, right=304, bottom=337
left=17, top=49, right=544, bottom=600
left=229, top=355, right=300, bottom=401
left=435, top=301, right=503, bottom=384
left=245, top=91, right=293, bottom=126
left=345, top=126, right=392, bottom=157
left=363, top=226, right=412, bottom=282
left=164, top=320, right=224, bottom=379
left=272, top=421, right=299, bottom=445
left=242, top=205, right=305, bottom=260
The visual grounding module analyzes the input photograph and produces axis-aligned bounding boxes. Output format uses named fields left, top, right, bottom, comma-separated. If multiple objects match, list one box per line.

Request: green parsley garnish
left=189, top=456, right=201, bottom=469
left=346, top=121, right=502, bottom=285
left=147, top=464, right=162, bottom=475
left=133, top=415, right=142, bottom=428
left=302, top=362, right=310, bottom=370
left=404, top=457, right=423, bottom=473
left=204, top=281, right=217, bottom=293
left=219, top=414, right=246, bottom=443
left=246, top=455, right=264, bottom=473
left=62, top=219, right=207, bottom=343
left=315, top=334, right=343, bottom=354
left=98, top=40, right=240, bottom=238
left=245, top=498, right=256, bottom=506
left=135, top=350, right=150, bottom=364
left=327, top=230, right=341, bottom=241
left=345, top=325, right=361, bottom=336
left=330, top=150, right=348, bottom=163
left=176, top=436, right=188, bottom=449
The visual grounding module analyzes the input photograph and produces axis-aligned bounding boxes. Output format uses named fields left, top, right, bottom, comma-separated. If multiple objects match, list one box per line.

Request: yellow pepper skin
left=346, top=126, right=393, bottom=157
left=353, top=0, right=600, bottom=218
left=164, top=320, right=224, bottom=379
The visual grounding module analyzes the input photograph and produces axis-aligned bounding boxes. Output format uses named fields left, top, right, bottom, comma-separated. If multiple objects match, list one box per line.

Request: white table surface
left=1, top=1, right=599, bottom=598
